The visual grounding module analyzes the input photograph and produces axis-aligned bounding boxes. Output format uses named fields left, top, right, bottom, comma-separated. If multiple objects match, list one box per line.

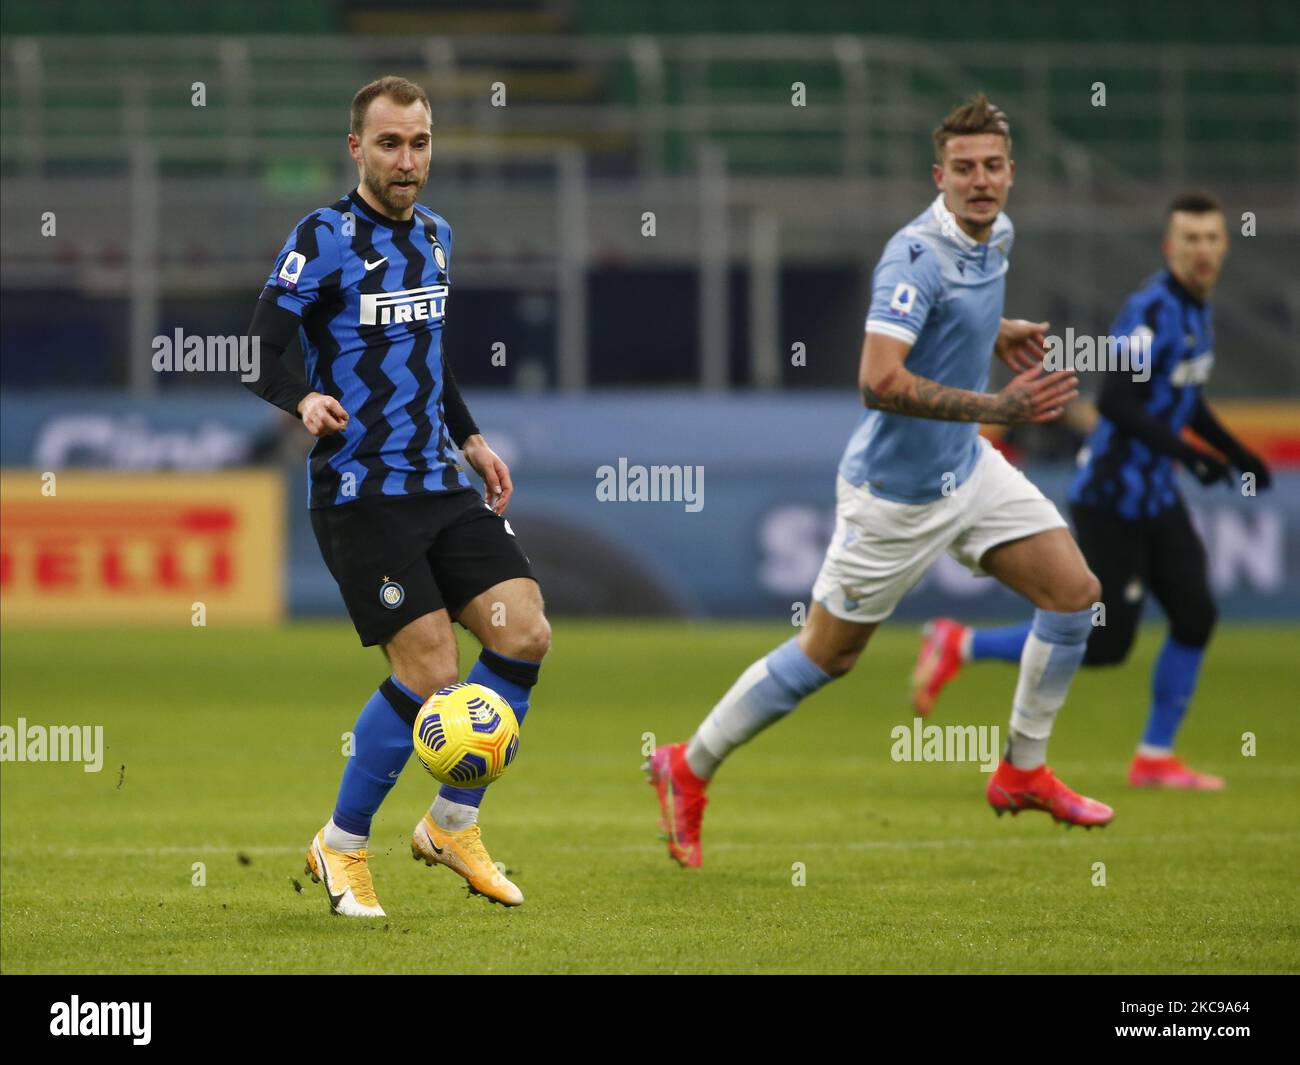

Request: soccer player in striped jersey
left=649, top=95, right=1114, bottom=869
left=244, top=77, right=550, bottom=914
left=913, top=192, right=1271, bottom=790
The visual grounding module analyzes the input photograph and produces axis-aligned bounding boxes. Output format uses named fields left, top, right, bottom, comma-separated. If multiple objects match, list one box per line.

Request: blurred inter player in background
left=244, top=77, right=550, bottom=914
left=649, top=95, right=1115, bottom=869
left=913, top=192, right=1272, bottom=790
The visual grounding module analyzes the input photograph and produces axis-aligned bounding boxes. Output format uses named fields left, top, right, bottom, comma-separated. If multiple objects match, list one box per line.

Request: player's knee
left=520, top=614, right=552, bottom=661
left=1082, top=574, right=1103, bottom=612
left=1045, top=571, right=1101, bottom=614
left=495, top=614, right=551, bottom=663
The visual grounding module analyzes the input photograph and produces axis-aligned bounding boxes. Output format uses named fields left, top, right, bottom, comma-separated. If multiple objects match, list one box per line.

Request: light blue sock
left=1141, top=636, right=1205, bottom=751
left=970, top=622, right=1031, bottom=663
left=1007, top=608, right=1092, bottom=769
left=331, top=676, right=421, bottom=839
left=687, top=637, right=833, bottom=778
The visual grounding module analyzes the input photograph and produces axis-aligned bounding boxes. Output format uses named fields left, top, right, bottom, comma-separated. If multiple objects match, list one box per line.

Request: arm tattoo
left=862, top=373, right=1026, bottom=424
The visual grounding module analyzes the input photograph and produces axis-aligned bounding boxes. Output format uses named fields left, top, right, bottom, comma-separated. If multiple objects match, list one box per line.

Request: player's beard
left=361, top=164, right=426, bottom=217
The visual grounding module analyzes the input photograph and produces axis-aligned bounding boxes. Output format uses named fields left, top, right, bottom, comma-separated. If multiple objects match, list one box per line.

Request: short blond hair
left=933, top=93, right=1011, bottom=162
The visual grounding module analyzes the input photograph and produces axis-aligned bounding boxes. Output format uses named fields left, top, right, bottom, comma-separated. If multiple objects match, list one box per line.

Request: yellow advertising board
left=0, top=470, right=283, bottom=624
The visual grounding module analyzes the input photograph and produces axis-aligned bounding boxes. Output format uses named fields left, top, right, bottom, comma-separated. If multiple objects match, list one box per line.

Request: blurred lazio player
left=649, top=94, right=1113, bottom=868
left=244, top=77, right=550, bottom=913
left=913, top=192, right=1272, bottom=789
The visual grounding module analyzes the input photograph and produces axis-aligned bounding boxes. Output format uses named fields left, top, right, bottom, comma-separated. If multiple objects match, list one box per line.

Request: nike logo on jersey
left=364, top=257, right=388, bottom=271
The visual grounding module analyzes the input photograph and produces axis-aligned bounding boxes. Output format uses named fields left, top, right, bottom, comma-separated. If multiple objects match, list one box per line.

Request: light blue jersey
left=839, top=195, right=1013, bottom=503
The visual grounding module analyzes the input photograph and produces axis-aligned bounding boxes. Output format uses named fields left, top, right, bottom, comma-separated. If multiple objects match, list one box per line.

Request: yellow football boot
left=411, top=812, right=524, bottom=906
left=304, top=828, right=386, bottom=918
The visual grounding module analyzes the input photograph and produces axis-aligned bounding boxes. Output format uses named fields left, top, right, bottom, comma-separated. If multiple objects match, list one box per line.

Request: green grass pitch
left=2, top=621, right=1297, bottom=974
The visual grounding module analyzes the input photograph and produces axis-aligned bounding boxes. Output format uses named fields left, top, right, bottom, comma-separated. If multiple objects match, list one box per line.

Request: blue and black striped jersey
left=1069, top=270, right=1215, bottom=519
left=259, top=190, right=472, bottom=509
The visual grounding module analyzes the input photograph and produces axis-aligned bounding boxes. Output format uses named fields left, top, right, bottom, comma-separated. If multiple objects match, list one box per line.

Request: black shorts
left=310, top=489, right=536, bottom=646
left=1070, top=499, right=1216, bottom=666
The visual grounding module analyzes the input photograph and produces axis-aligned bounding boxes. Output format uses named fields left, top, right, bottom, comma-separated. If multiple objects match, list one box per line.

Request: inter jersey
left=261, top=189, right=471, bottom=508
left=1069, top=270, right=1215, bottom=518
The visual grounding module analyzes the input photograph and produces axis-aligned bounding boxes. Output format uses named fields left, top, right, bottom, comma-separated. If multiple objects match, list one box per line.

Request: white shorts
left=811, top=437, right=1066, bottom=623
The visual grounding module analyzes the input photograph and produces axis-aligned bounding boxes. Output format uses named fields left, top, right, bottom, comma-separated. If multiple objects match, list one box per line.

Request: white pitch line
left=5, top=830, right=1298, bottom=860
left=712, top=830, right=1300, bottom=853
left=1, top=844, right=305, bottom=858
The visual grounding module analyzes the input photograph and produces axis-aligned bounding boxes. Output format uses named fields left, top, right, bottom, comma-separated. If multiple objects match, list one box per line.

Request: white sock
left=685, top=734, right=722, bottom=781
left=322, top=818, right=367, bottom=852
left=1137, top=743, right=1173, bottom=758
left=1008, top=621, right=1088, bottom=769
left=1006, top=729, right=1048, bottom=770
left=431, top=795, right=479, bottom=832
left=689, top=658, right=775, bottom=779
left=687, top=640, right=831, bottom=780
left=959, top=627, right=974, bottom=662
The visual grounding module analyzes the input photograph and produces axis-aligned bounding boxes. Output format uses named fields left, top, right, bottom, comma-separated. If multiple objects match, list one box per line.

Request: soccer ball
left=413, top=682, right=520, bottom=788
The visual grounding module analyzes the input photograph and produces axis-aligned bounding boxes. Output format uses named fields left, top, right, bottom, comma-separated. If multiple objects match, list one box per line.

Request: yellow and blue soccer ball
left=413, top=682, right=520, bottom=788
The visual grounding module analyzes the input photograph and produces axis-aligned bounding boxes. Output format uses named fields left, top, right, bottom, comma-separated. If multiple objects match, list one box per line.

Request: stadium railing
left=1, top=34, right=1296, bottom=392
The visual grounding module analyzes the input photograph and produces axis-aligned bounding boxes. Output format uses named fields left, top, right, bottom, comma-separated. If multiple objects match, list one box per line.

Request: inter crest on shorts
left=379, top=579, right=405, bottom=609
